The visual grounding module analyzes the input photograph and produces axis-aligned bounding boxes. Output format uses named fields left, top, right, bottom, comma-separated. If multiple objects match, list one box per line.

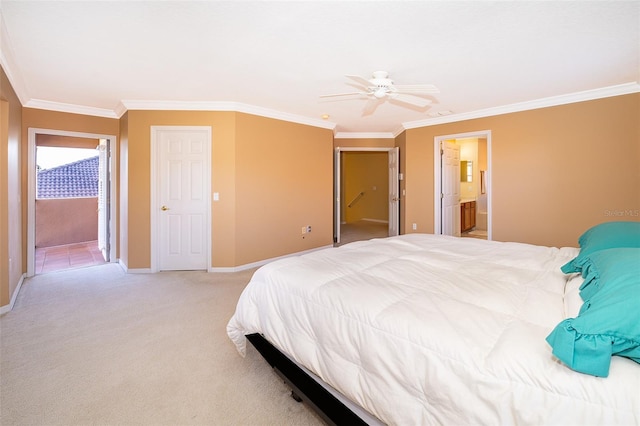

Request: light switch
left=213, top=192, right=219, bottom=201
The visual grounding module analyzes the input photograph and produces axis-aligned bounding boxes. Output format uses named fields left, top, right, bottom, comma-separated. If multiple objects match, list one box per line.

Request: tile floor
left=35, top=240, right=106, bottom=274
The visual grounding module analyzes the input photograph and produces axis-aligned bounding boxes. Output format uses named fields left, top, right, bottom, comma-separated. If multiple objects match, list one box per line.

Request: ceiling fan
left=320, top=71, right=439, bottom=109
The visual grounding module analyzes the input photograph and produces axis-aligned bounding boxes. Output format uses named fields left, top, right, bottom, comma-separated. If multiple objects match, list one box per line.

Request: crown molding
left=121, top=100, right=336, bottom=130
left=334, top=132, right=396, bottom=139
left=392, top=125, right=406, bottom=138
left=24, top=99, right=119, bottom=118
left=402, top=82, right=640, bottom=130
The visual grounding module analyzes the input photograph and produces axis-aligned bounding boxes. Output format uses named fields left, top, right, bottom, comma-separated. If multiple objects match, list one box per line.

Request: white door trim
left=27, top=128, right=117, bottom=277
left=433, top=130, right=492, bottom=239
left=150, top=126, right=212, bottom=272
left=334, top=146, right=399, bottom=244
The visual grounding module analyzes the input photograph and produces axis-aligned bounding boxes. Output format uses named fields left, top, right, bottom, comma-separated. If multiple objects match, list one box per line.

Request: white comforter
left=227, top=234, right=640, bottom=425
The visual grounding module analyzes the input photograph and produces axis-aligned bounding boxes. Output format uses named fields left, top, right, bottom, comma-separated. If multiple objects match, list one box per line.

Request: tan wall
left=1, top=65, right=23, bottom=309
left=36, top=134, right=98, bottom=148
left=123, top=110, right=237, bottom=269
left=123, top=110, right=333, bottom=269
left=0, top=99, right=7, bottom=305
left=35, top=198, right=98, bottom=247
left=235, top=113, right=333, bottom=265
left=21, top=108, right=119, bottom=270
left=342, top=151, right=388, bottom=223
left=402, top=93, right=640, bottom=247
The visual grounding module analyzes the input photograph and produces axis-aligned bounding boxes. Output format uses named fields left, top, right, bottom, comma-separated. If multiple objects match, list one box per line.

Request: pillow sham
left=547, top=247, right=640, bottom=377
left=563, top=273, right=584, bottom=319
left=561, top=221, right=640, bottom=273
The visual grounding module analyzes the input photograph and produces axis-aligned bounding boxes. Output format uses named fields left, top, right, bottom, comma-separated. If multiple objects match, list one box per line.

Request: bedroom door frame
left=27, top=128, right=117, bottom=277
left=334, top=147, right=399, bottom=245
left=433, top=130, right=492, bottom=240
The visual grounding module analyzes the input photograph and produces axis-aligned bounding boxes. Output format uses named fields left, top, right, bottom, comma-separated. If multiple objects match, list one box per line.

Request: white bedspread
left=227, top=234, right=640, bottom=425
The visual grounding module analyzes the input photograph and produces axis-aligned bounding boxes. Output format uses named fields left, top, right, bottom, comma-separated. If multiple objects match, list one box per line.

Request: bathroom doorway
left=434, top=130, right=491, bottom=240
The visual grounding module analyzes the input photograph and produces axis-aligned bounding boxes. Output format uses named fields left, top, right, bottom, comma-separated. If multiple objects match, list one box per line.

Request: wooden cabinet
left=460, top=201, right=476, bottom=233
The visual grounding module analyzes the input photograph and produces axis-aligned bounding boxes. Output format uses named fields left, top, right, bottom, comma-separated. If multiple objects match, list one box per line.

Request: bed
left=227, top=228, right=640, bottom=425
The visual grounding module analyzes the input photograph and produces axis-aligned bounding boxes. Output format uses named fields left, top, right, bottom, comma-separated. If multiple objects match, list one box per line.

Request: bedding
left=227, top=234, right=640, bottom=425
left=547, top=248, right=640, bottom=377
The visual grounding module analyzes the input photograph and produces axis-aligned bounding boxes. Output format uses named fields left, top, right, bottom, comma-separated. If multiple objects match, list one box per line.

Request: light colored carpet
left=0, top=263, right=325, bottom=426
left=339, top=220, right=388, bottom=246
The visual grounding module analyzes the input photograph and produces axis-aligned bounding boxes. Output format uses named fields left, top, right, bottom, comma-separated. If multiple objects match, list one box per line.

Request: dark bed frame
left=246, top=333, right=369, bottom=426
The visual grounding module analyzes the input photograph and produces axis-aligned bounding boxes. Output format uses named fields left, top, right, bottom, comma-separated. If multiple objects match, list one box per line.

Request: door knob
left=161, top=205, right=169, bottom=211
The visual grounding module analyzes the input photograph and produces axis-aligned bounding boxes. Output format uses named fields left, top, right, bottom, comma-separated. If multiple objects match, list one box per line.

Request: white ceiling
left=1, top=1, right=639, bottom=137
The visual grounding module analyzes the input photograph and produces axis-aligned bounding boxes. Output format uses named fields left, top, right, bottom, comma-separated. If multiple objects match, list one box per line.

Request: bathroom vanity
left=460, top=200, right=476, bottom=233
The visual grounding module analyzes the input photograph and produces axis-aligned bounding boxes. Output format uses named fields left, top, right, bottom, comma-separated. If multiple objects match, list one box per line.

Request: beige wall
left=122, top=110, right=333, bottom=270
left=1, top=66, right=23, bottom=309
left=1, top=99, right=9, bottom=307
left=401, top=93, right=640, bottom=247
left=342, top=151, right=389, bottom=223
left=21, top=108, right=119, bottom=269
left=35, top=198, right=98, bottom=247
left=122, top=110, right=236, bottom=269
left=36, top=134, right=98, bottom=148
left=235, top=113, right=333, bottom=265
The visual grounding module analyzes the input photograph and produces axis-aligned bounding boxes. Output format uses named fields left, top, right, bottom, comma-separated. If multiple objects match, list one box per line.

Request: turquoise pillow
left=547, top=248, right=640, bottom=377
left=561, top=221, right=640, bottom=273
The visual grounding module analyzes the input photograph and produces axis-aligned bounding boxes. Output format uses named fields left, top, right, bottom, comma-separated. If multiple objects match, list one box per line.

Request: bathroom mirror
left=460, top=161, right=473, bottom=182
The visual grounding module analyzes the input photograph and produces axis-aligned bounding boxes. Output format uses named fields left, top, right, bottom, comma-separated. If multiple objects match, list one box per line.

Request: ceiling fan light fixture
left=373, top=88, right=387, bottom=98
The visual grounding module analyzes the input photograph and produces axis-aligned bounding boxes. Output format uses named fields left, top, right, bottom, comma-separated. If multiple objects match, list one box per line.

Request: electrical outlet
left=412, top=223, right=417, bottom=230
left=306, top=225, right=311, bottom=233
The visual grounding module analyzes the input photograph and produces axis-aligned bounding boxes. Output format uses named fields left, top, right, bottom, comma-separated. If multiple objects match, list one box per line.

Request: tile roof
left=37, top=156, right=99, bottom=198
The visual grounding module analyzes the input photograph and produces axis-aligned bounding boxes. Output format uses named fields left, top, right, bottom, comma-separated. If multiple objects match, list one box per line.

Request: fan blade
left=362, top=98, right=383, bottom=116
left=394, top=84, right=439, bottom=94
left=345, top=74, right=373, bottom=88
left=389, top=93, right=433, bottom=108
left=319, top=91, right=366, bottom=98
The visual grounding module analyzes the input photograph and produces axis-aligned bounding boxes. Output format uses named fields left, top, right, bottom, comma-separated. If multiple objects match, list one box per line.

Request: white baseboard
left=209, top=244, right=334, bottom=273
left=119, top=245, right=334, bottom=274
left=118, top=259, right=153, bottom=274
left=0, top=273, right=26, bottom=315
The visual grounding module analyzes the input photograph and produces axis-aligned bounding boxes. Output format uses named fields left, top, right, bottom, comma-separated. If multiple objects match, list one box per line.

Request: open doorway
left=334, top=147, right=399, bottom=245
left=27, top=129, right=117, bottom=277
left=35, top=145, right=104, bottom=273
left=434, top=131, right=492, bottom=240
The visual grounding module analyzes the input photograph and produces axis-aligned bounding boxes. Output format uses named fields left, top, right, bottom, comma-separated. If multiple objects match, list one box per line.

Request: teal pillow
left=561, top=221, right=640, bottom=273
left=547, top=248, right=640, bottom=377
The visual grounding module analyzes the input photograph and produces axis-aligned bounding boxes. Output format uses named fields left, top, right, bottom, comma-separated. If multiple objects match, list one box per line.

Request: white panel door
left=441, top=141, right=461, bottom=236
left=157, top=128, right=210, bottom=270
left=388, top=147, right=400, bottom=237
